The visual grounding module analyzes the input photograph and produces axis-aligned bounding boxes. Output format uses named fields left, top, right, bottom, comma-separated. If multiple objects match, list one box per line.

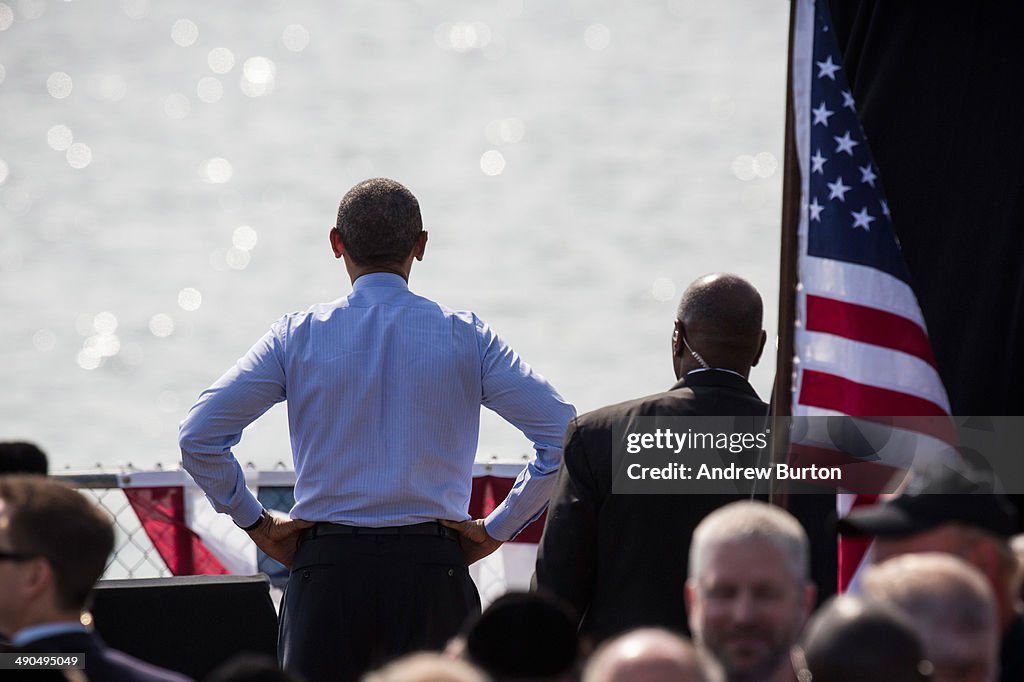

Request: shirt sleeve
left=178, top=320, right=288, bottom=527
left=474, top=316, right=576, bottom=541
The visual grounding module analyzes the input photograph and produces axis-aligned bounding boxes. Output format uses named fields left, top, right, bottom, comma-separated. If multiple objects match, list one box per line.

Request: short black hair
left=0, top=441, right=49, bottom=475
left=462, top=591, right=579, bottom=679
left=335, top=178, right=423, bottom=266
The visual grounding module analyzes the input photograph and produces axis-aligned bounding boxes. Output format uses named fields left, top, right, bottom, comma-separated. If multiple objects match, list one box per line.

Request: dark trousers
left=279, top=527, right=480, bottom=682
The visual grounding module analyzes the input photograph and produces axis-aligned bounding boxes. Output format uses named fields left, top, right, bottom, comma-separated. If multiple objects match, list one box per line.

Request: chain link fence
left=58, top=474, right=173, bottom=580
left=56, top=465, right=537, bottom=608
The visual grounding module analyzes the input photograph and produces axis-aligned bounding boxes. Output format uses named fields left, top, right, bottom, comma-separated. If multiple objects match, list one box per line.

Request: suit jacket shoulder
left=18, top=632, right=193, bottom=682
left=568, top=370, right=767, bottom=481
left=535, top=370, right=767, bottom=642
left=574, top=370, right=766, bottom=431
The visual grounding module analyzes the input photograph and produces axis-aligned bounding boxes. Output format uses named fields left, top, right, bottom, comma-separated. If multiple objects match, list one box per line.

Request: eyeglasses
left=0, top=549, right=38, bottom=562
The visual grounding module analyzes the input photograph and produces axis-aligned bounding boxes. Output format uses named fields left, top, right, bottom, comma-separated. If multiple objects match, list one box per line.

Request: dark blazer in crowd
left=15, top=630, right=192, bottom=682
left=534, top=368, right=768, bottom=642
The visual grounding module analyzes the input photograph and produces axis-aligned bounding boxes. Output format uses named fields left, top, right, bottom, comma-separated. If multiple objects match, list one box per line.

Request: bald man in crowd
left=685, top=501, right=815, bottom=682
left=534, top=273, right=769, bottom=642
left=583, top=628, right=707, bottom=682
left=839, top=463, right=1023, bottom=681
left=861, top=553, right=1000, bottom=682
left=363, top=654, right=490, bottom=682
left=792, top=595, right=929, bottom=682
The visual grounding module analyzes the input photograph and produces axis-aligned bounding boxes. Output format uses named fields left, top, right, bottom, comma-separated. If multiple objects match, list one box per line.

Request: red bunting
left=124, top=486, right=229, bottom=576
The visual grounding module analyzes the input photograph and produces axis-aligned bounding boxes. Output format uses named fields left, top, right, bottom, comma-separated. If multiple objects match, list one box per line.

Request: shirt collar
left=685, top=367, right=747, bottom=380
left=671, top=368, right=760, bottom=398
left=11, top=621, right=89, bottom=646
left=351, top=272, right=410, bottom=291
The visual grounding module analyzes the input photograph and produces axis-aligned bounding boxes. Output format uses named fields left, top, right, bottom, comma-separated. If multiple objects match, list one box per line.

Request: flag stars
left=812, top=101, right=834, bottom=127
left=811, top=149, right=827, bottom=174
left=851, top=207, right=876, bottom=231
left=859, top=164, right=877, bottom=187
left=816, top=55, right=841, bottom=80
left=881, top=199, right=891, bottom=218
left=841, top=89, right=856, bottom=110
left=834, top=131, right=859, bottom=156
left=809, top=197, right=824, bottom=222
left=827, top=177, right=851, bottom=202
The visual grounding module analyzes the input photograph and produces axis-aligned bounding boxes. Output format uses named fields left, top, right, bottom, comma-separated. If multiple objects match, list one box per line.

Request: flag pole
left=769, top=0, right=801, bottom=508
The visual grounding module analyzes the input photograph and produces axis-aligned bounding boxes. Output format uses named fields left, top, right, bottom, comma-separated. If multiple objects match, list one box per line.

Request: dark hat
left=837, top=463, right=1017, bottom=538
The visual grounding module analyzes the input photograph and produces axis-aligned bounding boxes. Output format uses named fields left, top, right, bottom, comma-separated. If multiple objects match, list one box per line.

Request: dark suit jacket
left=534, top=369, right=768, bottom=643
left=16, top=630, right=192, bottom=682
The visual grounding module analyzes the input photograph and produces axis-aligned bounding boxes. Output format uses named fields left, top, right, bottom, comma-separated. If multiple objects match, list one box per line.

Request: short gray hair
left=689, top=501, right=809, bottom=581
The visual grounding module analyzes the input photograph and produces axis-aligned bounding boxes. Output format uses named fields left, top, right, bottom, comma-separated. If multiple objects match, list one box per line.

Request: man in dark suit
left=0, top=474, right=190, bottom=681
left=534, top=273, right=769, bottom=643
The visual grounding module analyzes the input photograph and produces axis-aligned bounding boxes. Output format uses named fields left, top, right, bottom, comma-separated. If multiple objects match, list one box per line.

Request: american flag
left=787, top=0, right=953, bottom=591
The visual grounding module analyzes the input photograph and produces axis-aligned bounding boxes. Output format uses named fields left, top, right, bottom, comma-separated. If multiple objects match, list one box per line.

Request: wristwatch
left=237, top=509, right=268, bottom=532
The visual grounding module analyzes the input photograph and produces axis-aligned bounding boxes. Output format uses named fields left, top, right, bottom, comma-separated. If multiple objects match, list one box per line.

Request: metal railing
left=55, top=461, right=535, bottom=604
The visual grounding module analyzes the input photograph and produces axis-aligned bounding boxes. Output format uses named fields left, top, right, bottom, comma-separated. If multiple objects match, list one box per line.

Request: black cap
left=837, top=463, right=1018, bottom=538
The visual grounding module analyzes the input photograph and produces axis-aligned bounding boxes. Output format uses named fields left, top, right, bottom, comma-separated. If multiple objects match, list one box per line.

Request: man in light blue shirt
left=179, top=177, right=575, bottom=682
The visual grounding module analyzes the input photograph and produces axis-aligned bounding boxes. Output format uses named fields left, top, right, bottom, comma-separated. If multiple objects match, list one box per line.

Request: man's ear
left=329, top=227, right=345, bottom=259
left=683, top=577, right=697, bottom=617
left=413, top=230, right=428, bottom=261
left=751, top=330, right=767, bottom=367
left=673, top=320, right=685, bottom=358
left=24, top=557, right=53, bottom=603
left=801, top=581, right=818, bottom=621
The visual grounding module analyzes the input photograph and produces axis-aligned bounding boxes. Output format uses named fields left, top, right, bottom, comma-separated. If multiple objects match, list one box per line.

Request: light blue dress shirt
left=179, top=273, right=575, bottom=541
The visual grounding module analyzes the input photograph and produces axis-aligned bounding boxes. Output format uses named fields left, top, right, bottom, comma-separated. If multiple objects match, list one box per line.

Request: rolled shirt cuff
left=483, top=501, right=526, bottom=543
left=230, top=493, right=266, bottom=529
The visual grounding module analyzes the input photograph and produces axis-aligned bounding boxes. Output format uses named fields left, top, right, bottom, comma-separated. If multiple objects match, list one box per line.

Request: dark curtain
left=828, top=0, right=1024, bottom=417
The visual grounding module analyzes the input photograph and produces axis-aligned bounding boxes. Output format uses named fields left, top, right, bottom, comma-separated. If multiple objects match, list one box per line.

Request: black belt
left=300, top=521, right=458, bottom=542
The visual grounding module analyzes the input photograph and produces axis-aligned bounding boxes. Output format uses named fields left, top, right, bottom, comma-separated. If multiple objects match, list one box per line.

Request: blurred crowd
left=1, top=440, right=1021, bottom=682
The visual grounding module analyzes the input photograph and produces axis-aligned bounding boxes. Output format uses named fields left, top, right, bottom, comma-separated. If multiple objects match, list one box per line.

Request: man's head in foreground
left=451, top=591, right=579, bottom=681
left=0, top=474, right=114, bottom=637
left=862, top=552, right=999, bottom=682
left=583, top=628, right=707, bottom=682
left=838, top=462, right=1020, bottom=631
left=685, top=501, right=815, bottom=682
left=792, top=595, right=930, bottom=682
left=363, top=653, right=490, bottom=682
left=0, top=441, right=49, bottom=476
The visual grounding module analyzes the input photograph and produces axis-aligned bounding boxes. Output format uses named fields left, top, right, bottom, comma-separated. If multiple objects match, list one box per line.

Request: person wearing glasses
left=0, top=474, right=189, bottom=681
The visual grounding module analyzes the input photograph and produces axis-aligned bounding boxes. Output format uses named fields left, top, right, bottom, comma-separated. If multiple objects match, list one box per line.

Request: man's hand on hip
left=246, top=513, right=314, bottom=569
left=440, top=518, right=503, bottom=565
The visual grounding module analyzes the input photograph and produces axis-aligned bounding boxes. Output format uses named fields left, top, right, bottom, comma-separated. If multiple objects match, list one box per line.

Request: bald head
left=796, top=596, right=928, bottom=682
left=673, top=273, right=765, bottom=377
left=583, top=629, right=706, bottom=682
left=363, top=653, right=490, bottom=682
left=862, top=553, right=999, bottom=682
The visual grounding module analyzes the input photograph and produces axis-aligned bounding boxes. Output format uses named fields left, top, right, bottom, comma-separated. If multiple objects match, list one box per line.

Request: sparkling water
left=0, top=0, right=788, bottom=471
